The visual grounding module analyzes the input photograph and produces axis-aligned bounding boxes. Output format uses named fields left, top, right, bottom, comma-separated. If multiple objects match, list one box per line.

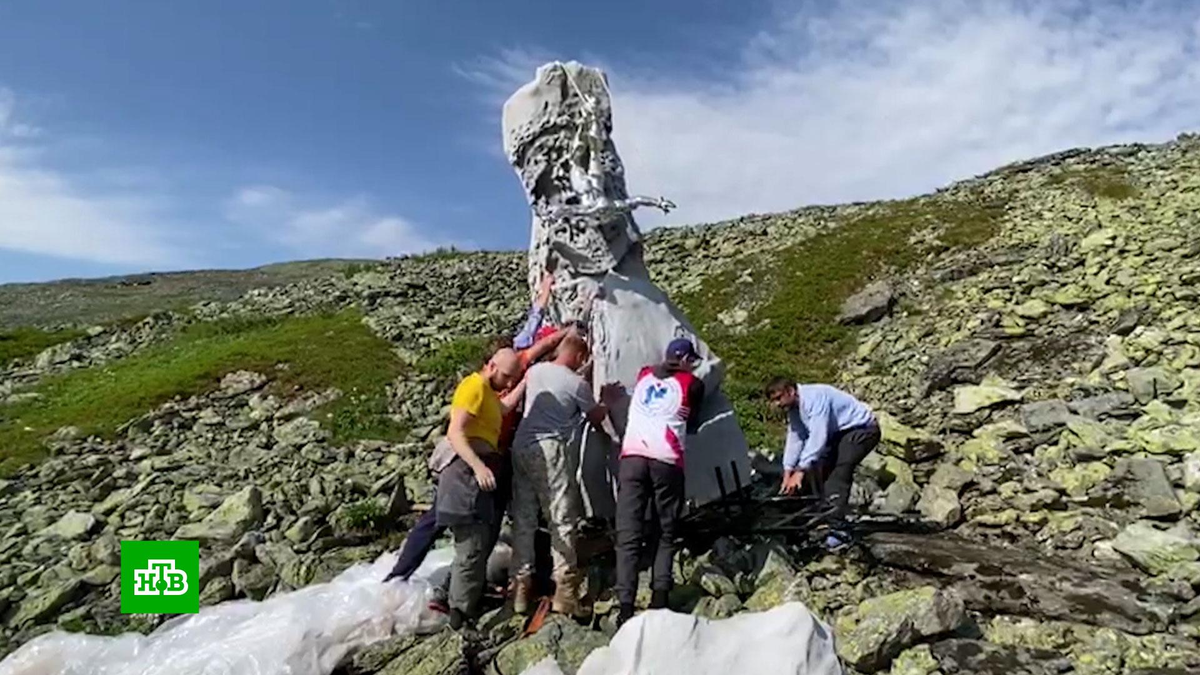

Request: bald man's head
left=484, top=347, right=522, bottom=391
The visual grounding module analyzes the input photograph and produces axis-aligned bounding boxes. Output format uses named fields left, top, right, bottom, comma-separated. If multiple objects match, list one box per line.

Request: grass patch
left=1048, top=165, right=1138, bottom=200
left=340, top=262, right=382, bottom=279
left=0, top=310, right=405, bottom=475
left=416, top=336, right=491, bottom=378
left=0, top=327, right=88, bottom=368
left=678, top=196, right=1006, bottom=449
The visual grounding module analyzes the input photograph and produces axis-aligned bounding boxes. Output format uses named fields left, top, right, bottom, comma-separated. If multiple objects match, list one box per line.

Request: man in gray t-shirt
left=510, top=334, right=617, bottom=617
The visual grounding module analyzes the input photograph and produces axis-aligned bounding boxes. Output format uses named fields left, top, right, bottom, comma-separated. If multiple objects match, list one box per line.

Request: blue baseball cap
left=665, top=338, right=700, bottom=364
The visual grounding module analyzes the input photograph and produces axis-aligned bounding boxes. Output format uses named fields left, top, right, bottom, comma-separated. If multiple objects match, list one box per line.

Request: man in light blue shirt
left=766, top=378, right=880, bottom=531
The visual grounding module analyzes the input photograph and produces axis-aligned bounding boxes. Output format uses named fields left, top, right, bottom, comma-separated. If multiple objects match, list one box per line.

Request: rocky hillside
left=1, top=133, right=1200, bottom=674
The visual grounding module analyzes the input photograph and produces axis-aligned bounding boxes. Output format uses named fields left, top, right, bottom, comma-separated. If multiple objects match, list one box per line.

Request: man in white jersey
left=614, top=338, right=706, bottom=627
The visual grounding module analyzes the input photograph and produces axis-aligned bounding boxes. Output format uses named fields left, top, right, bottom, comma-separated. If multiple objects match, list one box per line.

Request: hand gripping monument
left=503, top=61, right=750, bottom=515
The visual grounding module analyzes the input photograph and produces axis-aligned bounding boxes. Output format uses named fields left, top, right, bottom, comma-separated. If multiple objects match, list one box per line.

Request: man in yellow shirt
left=436, top=346, right=524, bottom=627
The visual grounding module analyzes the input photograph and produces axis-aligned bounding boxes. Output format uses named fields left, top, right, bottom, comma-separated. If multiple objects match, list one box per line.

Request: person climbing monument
left=509, top=334, right=620, bottom=618
left=412, top=346, right=524, bottom=629
left=765, top=378, right=880, bottom=548
left=614, top=338, right=706, bottom=627
left=513, top=271, right=556, bottom=350
left=384, top=329, right=565, bottom=588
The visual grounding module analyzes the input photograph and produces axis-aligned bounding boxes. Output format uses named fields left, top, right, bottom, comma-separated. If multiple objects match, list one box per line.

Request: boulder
left=175, top=486, right=264, bottom=543
left=877, top=412, right=943, bottom=462
left=9, top=579, right=84, bottom=627
left=1111, top=522, right=1199, bottom=575
left=889, top=645, right=940, bottom=675
left=89, top=534, right=121, bottom=566
left=930, top=639, right=1074, bottom=675
left=923, top=339, right=1000, bottom=393
left=917, top=485, right=962, bottom=528
left=881, top=480, right=921, bottom=514
left=199, top=577, right=235, bottom=606
left=36, top=511, right=98, bottom=540
left=1014, top=298, right=1052, bottom=319
left=1020, top=400, right=1071, bottom=433
left=1184, top=452, right=1200, bottom=492
left=835, top=586, right=966, bottom=672
left=867, top=532, right=1173, bottom=634
left=379, top=629, right=464, bottom=675
left=929, top=463, right=973, bottom=491
left=1069, top=391, right=1136, bottom=419
left=1111, top=307, right=1144, bottom=336
left=953, top=376, right=1022, bottom=414
left=273, top=417, right=328, bottom=448
left=1126, top=367, right=1182, bottom=404
left=692, top=594, right=742, bottom=620
left=838, top=280, right=895, bottom=324
left=492, top=614, right=608, bottom=674
left=1111, top=458, right=1182, bottom=518
left=219, top=370, right=268, bottom=397
left=284, top=516, right=319, bottom=544
left=231, top=558, right=276, bottom=600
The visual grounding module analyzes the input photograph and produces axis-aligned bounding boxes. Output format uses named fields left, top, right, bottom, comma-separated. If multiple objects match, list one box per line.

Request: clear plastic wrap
left=0, top=548, right=452, bottom=675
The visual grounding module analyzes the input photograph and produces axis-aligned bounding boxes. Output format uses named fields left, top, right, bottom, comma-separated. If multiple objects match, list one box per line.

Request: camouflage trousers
left=510, top=436, right=583, bottom=578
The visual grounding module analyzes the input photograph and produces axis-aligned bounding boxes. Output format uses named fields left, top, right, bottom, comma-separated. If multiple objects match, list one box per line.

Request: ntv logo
left=121, top=541, right=199, bottom=613
left=133, top=559, right=189, bottom=596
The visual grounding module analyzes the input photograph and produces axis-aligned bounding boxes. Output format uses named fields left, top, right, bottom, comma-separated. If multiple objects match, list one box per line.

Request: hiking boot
left=512, top=572, right=535, bottom=615
left=551, top=570, right=581, bottom=616
left=649, top=589, right=669, bottom=610
left=615, top=603, right=635, bottom=628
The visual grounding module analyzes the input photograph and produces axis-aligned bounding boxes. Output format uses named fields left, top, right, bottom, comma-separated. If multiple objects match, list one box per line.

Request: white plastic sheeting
left=0, top=549, right=453, bottom=675
left=525, top=603, right=844, bottom=675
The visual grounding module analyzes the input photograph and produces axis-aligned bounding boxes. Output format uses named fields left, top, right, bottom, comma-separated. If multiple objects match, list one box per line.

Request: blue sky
left=1, top=1, right=1198, bottom=283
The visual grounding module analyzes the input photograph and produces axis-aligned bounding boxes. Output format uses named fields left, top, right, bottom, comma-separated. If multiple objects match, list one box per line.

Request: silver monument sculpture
left=502, top=61, right=750, bottom=514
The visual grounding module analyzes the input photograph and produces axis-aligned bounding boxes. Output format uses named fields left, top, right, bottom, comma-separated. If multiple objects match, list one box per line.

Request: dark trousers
left=388, top=455, right=513, bottom=581
left=814, top=424, right=880, bottom=526
left=390, top=506, right=442, bottom=580
left=615, top=456, right=685, bottom=608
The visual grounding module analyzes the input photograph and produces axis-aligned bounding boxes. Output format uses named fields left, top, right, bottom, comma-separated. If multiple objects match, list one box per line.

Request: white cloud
left=463, top=0, right=1200, bottom=228
left=225, top=185, right=441, bottom=258
left=0, top=87, right=189, bottom=267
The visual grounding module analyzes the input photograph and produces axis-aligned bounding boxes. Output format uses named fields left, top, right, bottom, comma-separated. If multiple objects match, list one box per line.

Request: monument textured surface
left=502, top=61, right=750, bottom=512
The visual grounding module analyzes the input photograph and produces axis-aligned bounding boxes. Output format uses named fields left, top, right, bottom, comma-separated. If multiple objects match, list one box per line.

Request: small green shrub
left=339, top=499, right=386, bottom=532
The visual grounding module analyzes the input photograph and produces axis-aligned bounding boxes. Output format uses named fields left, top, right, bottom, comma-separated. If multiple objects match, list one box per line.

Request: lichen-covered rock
left=491, top=615, right=608, bottom=675
left=36, top=511, right=98, bottom=540
left=835, top=586, right=966, bottom=672
left=917, top=485, right=961, bottom=528
left=1126, top=367, right=1181, bottom=404
left=175, top=486, right=264, bottom=542
left=379, top=629, right=464, bottom=675
left=839, top=280, right=895, bottom=325
left=9, top=579, right=84, bottom=628
left=1112, top=522, right=1199, bottom=575
left=1049, top=462, right=1111, bottom=497
left=929, top=638, right=1073, bottom=675
left=889, top=644, right=941, bottom=675
left=1111, top=458, right=1182, bottom=518
left=1020, top=400, right=1071, bottom=433
left=952, top=376, right=1022, bottom=414
left=272, top=417, right=328, bottom=448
